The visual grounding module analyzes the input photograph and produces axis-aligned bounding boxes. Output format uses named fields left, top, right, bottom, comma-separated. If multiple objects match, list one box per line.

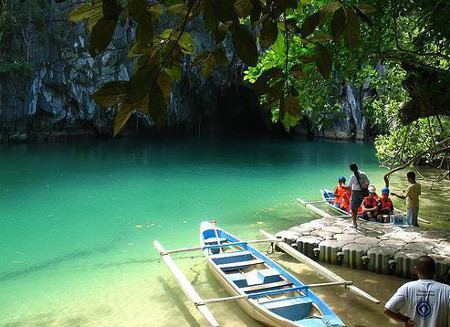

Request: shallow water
left=0, top=136, right=416, bottom=326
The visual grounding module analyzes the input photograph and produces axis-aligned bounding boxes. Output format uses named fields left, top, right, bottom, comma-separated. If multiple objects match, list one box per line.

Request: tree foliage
left=69, top=0, right=376, bottom=134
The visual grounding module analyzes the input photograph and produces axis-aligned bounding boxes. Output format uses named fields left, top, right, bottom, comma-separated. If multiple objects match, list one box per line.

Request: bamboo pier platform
left=276, top=217, right=450, bottom=281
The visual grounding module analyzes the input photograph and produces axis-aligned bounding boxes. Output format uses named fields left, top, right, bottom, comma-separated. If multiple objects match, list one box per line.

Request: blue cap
left=381, top=187, right=390, bottom=194
left=338, top=176, right=346, bottom=182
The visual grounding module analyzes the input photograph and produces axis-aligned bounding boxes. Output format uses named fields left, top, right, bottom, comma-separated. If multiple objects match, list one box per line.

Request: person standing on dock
left=384, top=256, right=450, bottom=327
left=346, top=163, right=370, bottom=228
left=391, top=172, right=422, bottom=227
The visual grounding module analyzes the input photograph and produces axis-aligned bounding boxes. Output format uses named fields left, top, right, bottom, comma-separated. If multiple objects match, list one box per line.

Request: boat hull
left=200, top=221, right=345, bottom=327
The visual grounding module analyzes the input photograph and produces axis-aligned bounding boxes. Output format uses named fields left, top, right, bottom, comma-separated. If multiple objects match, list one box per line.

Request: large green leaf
left=136, top=20, right=154, bottom=51
left=281, top=111, right=301, bottom=131
left=157, top=71, right=172, bottom=102
left=202, top=0, right=217, bottom=34
left=319, top=1, right=341, bottom=24
left=300, top=12, right=319, bottom=38
left=316, top=44, right=332, bottom=79
left=126, top=65, right=157, bottom=103
left=201, top=54, right=215, bottom=78
left=309, top=34, right=332, bottom=43
left=234, top=0, right=253, bottom=18
left=214, top=46, right=230, bottom=66
left=331, top=6, right=346, bottom=39
left=232, top=24, right=258, bottom=67
left=69, top=2, right=102, bottom=22
left=148, top=83, right=167, bottom=126
left=352, top=4, right=372, bottom=25
left=216, top=22, right=231, bottom=43
left=103, top=0, right=120, bottom=20
left=129, top=0, right=148, bottom=22
left=344, top=8, right=360, bottom=53
left=93, top=81, right=128, bottom=107
left=215, top=0, right=237, bottom=23
left=178, top=32, right=195, bottom=54
left=252, top=67, right=283, bottom=94
left=354, top=3, right=376, bottom=15
left=260, top=19, right=278, bottom=49
left=69, top=2, right=103, bottom=31
left=249, top=0, right=262, bottom=24
left=284, top=94, right=301, bottom=118
left=290, top=64, right=305, bottom=79
left=89, top=18, right=116, bottom=57
left=114, top=103, right=132, bottom=137
left=168, top=3, right=188, bottom=15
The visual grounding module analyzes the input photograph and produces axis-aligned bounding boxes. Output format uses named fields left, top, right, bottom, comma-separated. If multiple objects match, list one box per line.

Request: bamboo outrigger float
left=154, top=221, right=380, bottom=326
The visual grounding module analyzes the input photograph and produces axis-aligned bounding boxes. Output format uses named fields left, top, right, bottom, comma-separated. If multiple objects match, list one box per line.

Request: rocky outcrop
left=0, top=1, right=376, bottom=143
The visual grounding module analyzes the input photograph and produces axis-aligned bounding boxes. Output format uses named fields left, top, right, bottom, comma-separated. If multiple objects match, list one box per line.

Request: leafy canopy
left=69, top=0, right=375, bottom=135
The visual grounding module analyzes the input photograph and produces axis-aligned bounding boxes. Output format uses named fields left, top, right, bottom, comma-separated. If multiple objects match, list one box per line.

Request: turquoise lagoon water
left=0, top=137, right=397, bottom=327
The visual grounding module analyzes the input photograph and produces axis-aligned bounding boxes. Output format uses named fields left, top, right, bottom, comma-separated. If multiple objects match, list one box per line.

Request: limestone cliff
left=0, top=1, right=374, bottom=143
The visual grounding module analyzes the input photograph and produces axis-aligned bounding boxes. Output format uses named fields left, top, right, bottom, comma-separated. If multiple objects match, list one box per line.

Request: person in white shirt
left=345, top=162, right=370, bottom=228
left=384, top=256, right=450, bottom=327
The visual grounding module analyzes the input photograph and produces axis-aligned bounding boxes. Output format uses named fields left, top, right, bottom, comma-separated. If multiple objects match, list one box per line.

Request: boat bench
left=241, top=280, right=293, bottom=293
left=228, top=268, right=283, bottom=288
left=211, top=251, right=253, bottom=265
left=262, top=296, right=313, bottom=321
left=217, top=258, right=264, bottom=271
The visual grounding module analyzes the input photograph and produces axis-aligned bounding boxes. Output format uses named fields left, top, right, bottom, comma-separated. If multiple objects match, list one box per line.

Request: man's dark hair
left=407, top=171, right=416, bottom=181
left=415, top=256, right=435, bottom=277
left=349, top=163, right=358, bottom=172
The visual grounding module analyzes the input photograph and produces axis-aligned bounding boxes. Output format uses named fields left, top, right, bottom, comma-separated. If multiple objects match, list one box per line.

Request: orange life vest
left=334, top=186, right=351, bottom=212
left=379, top=197, right=393, bottom=210
left=363, top=196, right=378, bottom=209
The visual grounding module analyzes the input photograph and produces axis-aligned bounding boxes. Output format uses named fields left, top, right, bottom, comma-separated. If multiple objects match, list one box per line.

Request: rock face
left=0, top=1, right=377, bottom=143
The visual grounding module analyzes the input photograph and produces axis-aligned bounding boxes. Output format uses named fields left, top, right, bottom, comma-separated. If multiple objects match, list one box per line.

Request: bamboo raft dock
left=274, top=197, right=450, bottom=281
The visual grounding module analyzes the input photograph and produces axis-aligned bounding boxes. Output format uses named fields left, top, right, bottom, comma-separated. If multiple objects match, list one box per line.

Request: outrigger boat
left=320, top=188, right=411, bottom=226
left=154, top=222, right=380, bottom=326
left=319, top=188, right=430, bottom=226
left=200, top=221, right=344, bottom=326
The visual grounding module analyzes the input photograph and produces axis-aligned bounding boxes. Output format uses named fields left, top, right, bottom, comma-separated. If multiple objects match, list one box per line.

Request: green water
left=0, top=137, right=400, bottom=326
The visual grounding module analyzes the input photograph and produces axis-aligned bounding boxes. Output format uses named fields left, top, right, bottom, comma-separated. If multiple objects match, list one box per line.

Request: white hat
left=368, top=185, right=376, bottom=193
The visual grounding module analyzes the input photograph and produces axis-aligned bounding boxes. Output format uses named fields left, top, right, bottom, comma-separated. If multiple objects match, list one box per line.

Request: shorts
left=406, top=206, right=419, bottom=226
left=350, top=190, right=364, bottom=213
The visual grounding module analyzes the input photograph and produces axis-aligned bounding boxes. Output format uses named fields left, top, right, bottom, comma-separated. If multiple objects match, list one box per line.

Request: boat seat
left=210, top=250, right=251, bottom=259
left=217, top=258, right=264, bottom=271
left=228, top=273, right=248, bottom=288
left=204, top=237, right=227, bottom=245
left=263, top=297, right=313, bottom=321
left=257, top=268, right=282, bottom=284
left=212, top=251, right=253, bottom=265
left=241, top=280, right=293, bottom=293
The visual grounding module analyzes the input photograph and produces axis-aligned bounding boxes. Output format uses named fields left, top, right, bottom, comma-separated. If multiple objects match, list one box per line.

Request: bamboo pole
left=259, top=230, right=380, bottom=304
left=198, top=281, right=353, bottom=305
left=154, top=241, right=220, bottom=327
left=296, top=198, right=334, bottom=218
left=161, top=239, right=278, bottom=255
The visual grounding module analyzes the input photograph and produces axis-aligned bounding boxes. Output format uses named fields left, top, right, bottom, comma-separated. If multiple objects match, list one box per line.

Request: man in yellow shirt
left=392, top=172, right=422, bottom=226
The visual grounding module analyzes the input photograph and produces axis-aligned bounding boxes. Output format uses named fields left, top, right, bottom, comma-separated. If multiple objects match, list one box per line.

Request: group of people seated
left=333, top=176, right=394, bottom=223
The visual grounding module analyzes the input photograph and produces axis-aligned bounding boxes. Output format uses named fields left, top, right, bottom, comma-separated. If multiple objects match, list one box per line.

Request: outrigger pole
left=259, top=230, right=381, bottom=304
left=154, top=241, right=220, bottom=327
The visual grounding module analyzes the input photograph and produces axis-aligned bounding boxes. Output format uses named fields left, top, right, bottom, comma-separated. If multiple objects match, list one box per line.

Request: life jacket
left=333, top=186, right=347, bottom=205
left=363, top=196, right=378, bottom=209
left=379, top=197, right=393, bottom=210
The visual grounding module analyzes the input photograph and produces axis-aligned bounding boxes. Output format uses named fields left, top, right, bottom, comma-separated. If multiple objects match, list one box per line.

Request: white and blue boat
left=200, top=221, right=345, bottom=327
